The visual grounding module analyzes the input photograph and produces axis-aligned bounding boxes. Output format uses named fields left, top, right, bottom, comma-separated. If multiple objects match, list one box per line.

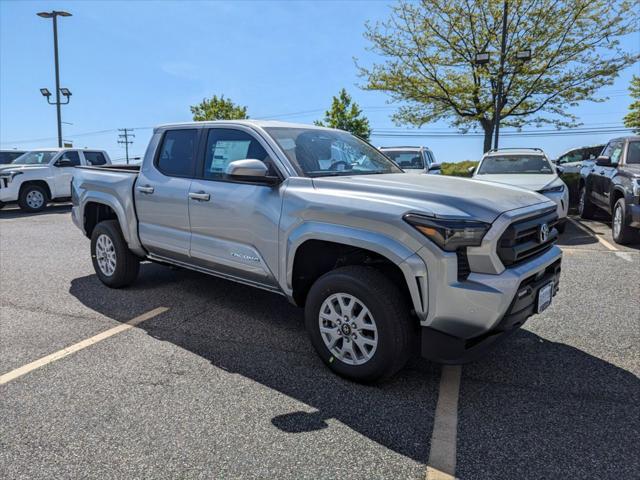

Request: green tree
left=624, top=75, right=640, bottom=133
left=190, top=95, right=248, bottom=121
left=358, top=0, right=639, bottom=152
left=315, top=88, right=372, bottom=140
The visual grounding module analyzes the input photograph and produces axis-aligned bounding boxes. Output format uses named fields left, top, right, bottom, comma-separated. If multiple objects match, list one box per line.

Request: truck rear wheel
left=304, top=266, right=413, bottom=383
left=18, top=184, right=48, bottom=212
left=578, top=185, right=595, bottom=219
left=91, top=220, right=140, bottom=288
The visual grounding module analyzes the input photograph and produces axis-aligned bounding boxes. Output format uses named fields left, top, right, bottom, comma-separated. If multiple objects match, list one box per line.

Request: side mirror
left=226, top=159, right=277, bottom=183
left=428, top=162, right=441, bottom=172
left=556, top=165, right=565, bottom=175
left=595, top=155, right=611, bottom=167
left=467, top=166, right=476, bottom=174
left=55, top=159, right=73, bottom=167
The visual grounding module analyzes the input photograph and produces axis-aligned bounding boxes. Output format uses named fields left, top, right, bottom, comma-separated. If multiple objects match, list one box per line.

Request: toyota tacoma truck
left=578, top=136, right=640, bottom=244
left=71, top=120, right=562, bottom=382
left=0, top=148, right=111, bottom=212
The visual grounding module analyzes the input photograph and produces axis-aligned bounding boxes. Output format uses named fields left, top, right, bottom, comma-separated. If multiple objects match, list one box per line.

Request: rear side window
left=203, top=128, right=271, bottom=180
left=84, top=151, right=107, bottom=165
left=157, top=129, right=199, bottom=177
left=60, top=151, right=81, bottom=166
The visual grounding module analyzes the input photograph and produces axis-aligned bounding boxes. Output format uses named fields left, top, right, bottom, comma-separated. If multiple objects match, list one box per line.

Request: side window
left=84, top=151, right=107, bottom=165
left=627, top=141, right=640, bottom=164
left=203, top=128, right=272, bottom=180
left=156, top=129, right=198, bottom=177
left=609, top=142, right=623, bottom=165
left=60, top=151, right=81, bottom=166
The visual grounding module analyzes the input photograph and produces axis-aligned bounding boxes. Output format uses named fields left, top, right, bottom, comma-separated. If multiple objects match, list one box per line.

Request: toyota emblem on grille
left=538, top=223, right=550, bottom=243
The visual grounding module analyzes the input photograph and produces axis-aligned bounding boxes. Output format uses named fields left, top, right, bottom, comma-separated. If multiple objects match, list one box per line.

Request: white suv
left=0, top=148, right=111, bottom=212
left=472, top=148, right=569, bottom=232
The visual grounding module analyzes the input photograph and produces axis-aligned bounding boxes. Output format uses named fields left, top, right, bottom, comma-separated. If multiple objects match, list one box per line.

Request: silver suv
left=72, top=121, right=562, bottom=382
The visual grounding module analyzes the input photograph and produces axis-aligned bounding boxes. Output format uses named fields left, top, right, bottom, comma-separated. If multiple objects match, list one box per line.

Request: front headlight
left=404, top=214, right=490, bottom=251
left=538, top=184, right=565, bottom=194
left=0, top=171, right=22, bottom=183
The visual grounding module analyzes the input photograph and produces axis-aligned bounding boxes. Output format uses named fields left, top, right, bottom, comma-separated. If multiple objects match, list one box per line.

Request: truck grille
left=497, top=208, right=558, bottom=267
left=457, top=249, right=471, bottom=281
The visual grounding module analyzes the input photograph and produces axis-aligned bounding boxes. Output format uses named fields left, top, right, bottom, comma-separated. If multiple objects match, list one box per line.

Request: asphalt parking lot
left=1, top=205, right=638, bottom=480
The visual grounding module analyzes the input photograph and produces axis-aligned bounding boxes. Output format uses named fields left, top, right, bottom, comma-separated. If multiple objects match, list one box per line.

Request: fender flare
left=282, top=221, right=428, bottom=316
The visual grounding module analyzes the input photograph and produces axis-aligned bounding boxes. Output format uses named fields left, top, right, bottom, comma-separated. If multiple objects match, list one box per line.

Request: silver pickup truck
left=71, top=120, right=562, bottom=382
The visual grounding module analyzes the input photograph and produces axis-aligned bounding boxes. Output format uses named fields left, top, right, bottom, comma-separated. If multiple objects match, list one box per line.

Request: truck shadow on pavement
left=69, top=265, right=639, bottom=477
left=0, top=204, right=71, bottom=219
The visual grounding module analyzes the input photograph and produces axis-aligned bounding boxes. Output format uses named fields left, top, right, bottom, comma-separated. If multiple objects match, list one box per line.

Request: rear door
left=53, top=150, right=81, bottom=197
left=135, top=128, right=200, bottom=261
left=187, top=126, right=283, bottom=287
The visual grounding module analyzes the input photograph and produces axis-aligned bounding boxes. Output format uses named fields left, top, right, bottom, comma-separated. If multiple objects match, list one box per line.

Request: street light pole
left=494, top=0, right=508, bottom=150
left=37, top=10, right=72, bottom=148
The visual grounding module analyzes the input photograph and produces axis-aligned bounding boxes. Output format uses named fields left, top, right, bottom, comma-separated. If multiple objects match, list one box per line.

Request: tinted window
left=606, top=142, right=624, bottom=165
left=477, top=155, right=553, bottom=174
left=0, top=151, right=25, bottom=164
left=627, top=141, right=640, bottom=164
left=382, top=150, right=424, bottom=169
left=60, top=151, right=81, bottom=166
left=203, top=128, right=271, bottom=180
left=157, top=129, right=198, bottom=177
left=84, top=151, right=107, bottom=165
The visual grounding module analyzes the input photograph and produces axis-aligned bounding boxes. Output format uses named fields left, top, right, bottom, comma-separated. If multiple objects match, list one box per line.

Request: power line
left=117, top=128, right=135, bottom=164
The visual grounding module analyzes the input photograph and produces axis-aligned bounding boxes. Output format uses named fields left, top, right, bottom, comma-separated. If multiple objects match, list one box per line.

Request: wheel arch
left=19, top=180, right=52, bottom=200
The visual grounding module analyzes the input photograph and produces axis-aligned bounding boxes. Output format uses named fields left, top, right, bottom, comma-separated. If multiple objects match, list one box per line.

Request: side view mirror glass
left=595, top=155, right=611, bottom=167
left=468, top=166, right=476, bottom=174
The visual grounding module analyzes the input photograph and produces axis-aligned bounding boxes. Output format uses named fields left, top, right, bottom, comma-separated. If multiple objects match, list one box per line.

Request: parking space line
left=425, top=365, right=462, bottom=480
left=568, top=217, right=618, bottom=251
left=0, top=307, right=168, bottom=385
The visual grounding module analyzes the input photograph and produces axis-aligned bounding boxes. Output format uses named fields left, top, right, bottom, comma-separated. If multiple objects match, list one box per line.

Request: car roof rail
left=488, top=147, right=543, bottom=152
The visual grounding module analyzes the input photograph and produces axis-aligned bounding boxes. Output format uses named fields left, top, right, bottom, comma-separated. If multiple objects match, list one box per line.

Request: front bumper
left=0, top=179, right=20, bottom=203
left=421, top=257, right=562, bottom=363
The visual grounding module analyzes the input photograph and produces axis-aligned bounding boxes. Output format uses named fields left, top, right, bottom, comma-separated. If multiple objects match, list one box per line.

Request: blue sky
left=1, top=0, right=638, bottom=163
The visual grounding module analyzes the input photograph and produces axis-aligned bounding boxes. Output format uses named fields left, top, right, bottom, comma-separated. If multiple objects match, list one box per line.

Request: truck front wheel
left=91, top=220, right=140, bottom=288
left=18, top=184, right=48, bottom=212
left=578, top=186, right=595, bottom=219
left=304, top=266, right=414, bottom=383
left=612, top=198, right=638, bottom=245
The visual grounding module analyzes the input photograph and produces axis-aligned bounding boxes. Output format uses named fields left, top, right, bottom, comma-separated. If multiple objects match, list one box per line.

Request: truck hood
left=472, top=173, right=558, bottom=191
left=312, top=173, right=551, bottom=224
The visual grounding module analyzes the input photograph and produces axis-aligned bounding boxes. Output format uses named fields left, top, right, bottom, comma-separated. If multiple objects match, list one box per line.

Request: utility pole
left=494, top=0, right=509, bottom=150
left=37, top=10, right=72, bottom=148
left=118, top=129, right=135, bottom=164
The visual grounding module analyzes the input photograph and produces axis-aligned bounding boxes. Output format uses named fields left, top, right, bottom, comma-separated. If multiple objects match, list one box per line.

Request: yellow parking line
left=568, top=218, right=618, bottom=251
left=425, top=365, right=462, bottom=480
left=0, top=307, right=168, bottom=385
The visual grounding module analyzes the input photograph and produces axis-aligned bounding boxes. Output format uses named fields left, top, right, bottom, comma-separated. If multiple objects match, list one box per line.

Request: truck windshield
left=265, top=128, right=403, bottom=177
left=11, top=151, right=57, bottom=165
left=477, top=155, right=553, bottom=174
left=381, top=150, right=425, bottom=169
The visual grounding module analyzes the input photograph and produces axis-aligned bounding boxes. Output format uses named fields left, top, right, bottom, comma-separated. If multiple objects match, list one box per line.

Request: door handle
left=137, top=185, right=154, bottom=194
left=188, top=191, right=210, bottom=202
left=599, top=170, right=606, bottom=175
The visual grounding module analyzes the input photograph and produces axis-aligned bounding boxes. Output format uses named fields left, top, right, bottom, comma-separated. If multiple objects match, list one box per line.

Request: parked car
left=0, top=149, right=27, bottom=165
left=379, top=146, right=441, bottom=174
left=553, top=144, right=604, bottom=202
left=0, top=148, right=111, bottom=212
left=471, top=148, right=569, bottom=232
left=578, top=136, right=640, bottom=244
left=71, top=120, right=562, bottom=382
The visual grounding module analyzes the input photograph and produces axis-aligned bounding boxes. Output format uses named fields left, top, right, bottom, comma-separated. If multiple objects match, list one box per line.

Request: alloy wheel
left=95, top=234, right=117, bottom=276
left=26, top=190, right=45, bottom=210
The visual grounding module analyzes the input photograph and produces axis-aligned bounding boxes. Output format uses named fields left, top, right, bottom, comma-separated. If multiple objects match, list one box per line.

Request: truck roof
left=484, top=148, right=546, bottom=157
left=155, top=119, right=332, bottom=132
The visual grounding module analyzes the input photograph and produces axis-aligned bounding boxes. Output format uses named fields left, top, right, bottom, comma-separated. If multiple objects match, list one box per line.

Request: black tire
left=91, top=220, right=140, bottom=288
left=304, top=265, right=414, bottom=383
left=18, top=184, right=48, bottom=212
left=612, top=198, right=638, bottom=245
left=578, top=185, right=595, bottom=219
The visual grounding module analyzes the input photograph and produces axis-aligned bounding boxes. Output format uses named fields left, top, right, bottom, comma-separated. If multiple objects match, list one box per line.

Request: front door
left=54, top=150, right=81, bottom=197
left=594, top=141, right=623, bottom=209
left=135, top=128, right=199, bottom=261
left=188, top=127, right=283, bottom=287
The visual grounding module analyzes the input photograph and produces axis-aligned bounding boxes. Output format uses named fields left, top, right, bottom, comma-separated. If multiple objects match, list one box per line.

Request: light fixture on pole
left=37, top=10, right=72, bottom=148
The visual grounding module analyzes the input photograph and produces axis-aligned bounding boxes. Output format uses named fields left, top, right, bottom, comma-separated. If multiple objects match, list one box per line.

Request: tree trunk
left=481, top=120, right=494, bottom=153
